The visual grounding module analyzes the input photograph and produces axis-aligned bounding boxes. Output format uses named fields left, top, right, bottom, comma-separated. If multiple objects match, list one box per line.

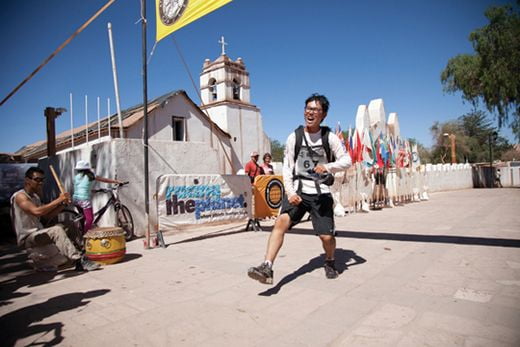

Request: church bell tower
left=200, top=37, right=270, bottom=167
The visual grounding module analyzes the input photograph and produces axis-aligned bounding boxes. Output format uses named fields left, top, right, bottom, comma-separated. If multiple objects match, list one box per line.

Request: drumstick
left=49, top=165, right=66, bottom=195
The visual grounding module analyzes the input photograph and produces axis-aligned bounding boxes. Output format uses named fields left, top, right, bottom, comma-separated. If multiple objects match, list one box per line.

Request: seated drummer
left=10, top=167, right=100, bottom=272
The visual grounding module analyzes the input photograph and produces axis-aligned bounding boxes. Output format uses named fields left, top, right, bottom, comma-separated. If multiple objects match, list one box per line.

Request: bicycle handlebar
left=92, top=182, right=129, bottom=194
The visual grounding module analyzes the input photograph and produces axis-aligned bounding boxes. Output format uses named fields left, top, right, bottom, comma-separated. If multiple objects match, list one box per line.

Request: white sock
left=263, top=260, right=272, bottom=268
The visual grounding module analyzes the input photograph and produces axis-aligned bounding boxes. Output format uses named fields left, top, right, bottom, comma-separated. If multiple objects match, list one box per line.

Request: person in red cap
left=244, top=151, right=264, bottom=183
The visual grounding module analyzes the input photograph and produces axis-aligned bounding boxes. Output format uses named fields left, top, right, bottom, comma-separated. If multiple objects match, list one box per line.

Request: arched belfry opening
left=232, top=78, right=240, bottom=100
left=208, top=78, right=217, bottom=101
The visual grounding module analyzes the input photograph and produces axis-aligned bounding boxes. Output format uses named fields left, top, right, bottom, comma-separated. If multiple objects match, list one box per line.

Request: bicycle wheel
left=116, top=205, right=134, bottom=240
left=56, top=209, right=84, bottom=249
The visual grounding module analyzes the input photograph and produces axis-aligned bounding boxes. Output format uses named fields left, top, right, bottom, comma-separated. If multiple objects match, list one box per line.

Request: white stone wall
left=205, top=104, right=270, bottom=167
left=498, top=166, right=520, bottom=187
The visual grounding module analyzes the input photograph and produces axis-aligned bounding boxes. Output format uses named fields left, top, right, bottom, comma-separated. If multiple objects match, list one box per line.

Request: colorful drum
left=84, top=227, right=126, bottom=265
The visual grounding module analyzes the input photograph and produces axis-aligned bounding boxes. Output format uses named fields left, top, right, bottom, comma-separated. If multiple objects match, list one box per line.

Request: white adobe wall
left=205, top=104, right=269, bottom=166
left=203, top=104, right=229, bottom=133
left=125, top=96, right=218, bottom=144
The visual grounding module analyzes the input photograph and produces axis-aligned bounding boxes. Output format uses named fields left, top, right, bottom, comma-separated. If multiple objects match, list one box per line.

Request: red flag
left=355, top=129, right=363, bottom=163
left=376, top=139, right=384, bottom=167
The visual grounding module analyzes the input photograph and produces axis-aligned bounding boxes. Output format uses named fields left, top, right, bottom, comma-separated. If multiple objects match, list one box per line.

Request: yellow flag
left=156, top=0, right=233, bottom=42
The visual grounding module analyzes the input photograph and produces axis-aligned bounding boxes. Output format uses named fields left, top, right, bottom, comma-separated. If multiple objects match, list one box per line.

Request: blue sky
left=0, top=0, right=515, bottom=154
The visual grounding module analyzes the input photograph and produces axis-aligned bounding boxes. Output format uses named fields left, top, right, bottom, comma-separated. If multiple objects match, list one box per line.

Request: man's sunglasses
left=29, top=177, right=45, bottom=183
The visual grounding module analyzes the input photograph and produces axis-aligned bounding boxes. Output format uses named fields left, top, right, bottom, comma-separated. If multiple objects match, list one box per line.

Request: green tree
left=429, top=111, right=512, bottom=163
left=429, top=120, right=462, bottom=163
left=501, top=146, right=520, bottom=161
left=270, top=138, right=284, bottom=162
left=440, top=3, right=520, bottom=140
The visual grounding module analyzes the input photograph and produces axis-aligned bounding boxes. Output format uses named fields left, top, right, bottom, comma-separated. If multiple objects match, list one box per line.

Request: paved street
left=1, top=188, right=520, bottom=346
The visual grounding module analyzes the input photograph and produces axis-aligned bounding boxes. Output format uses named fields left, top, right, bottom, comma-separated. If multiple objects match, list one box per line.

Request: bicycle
left=55, top=182, right=134, bottom=247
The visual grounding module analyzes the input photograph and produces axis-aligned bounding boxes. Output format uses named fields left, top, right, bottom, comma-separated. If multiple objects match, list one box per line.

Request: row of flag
left=335, top=122, right=420, bottom=170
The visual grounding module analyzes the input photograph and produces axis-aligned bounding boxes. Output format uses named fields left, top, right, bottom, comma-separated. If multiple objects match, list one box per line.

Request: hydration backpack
left=292, top=126, right=335, bottom=193
left=293, top=125, right=335, bottom=163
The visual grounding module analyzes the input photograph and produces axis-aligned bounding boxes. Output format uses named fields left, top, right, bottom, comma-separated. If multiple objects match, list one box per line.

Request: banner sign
left=156, top=174, right=251, bottom=230
left=253, top=175, right=285, bottom=218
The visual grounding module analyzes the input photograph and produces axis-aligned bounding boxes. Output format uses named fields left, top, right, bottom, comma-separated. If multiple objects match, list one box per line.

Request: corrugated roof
left=16, top=90, right=230, bottom=160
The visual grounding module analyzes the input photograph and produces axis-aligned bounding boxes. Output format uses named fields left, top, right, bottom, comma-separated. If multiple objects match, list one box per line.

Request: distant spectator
left=261, top=153, right=274, bottom=175
left=244, top=151, right=264, bottom=183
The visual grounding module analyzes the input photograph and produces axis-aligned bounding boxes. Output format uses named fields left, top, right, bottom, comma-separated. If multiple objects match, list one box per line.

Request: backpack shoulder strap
left=293, top=126, right=305, bottom=162
left=320, top=126, right=334, bottom=163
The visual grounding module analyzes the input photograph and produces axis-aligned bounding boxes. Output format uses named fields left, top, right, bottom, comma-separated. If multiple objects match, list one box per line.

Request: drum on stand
left=84, top=227, right=126, bottom=265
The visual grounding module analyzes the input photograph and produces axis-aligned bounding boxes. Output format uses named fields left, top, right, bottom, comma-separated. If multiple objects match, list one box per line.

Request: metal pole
left=141, top=0, right=151, bottom=248
left=488, top=133, right=493, bottom=188
left=107, top=97, right=111, bottom=138
left=108, top=22, right=124, bottom=139
left=97, top=96, right=101, bottom=140
left=85, top=95, right=89, bottom=144
left=488, top=134, right=492, bottom=170
left=69, top=93, right=74, bottom=148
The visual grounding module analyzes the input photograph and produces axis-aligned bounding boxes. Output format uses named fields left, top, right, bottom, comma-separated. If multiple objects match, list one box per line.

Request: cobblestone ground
left=1, top=188, right=519, bottom=346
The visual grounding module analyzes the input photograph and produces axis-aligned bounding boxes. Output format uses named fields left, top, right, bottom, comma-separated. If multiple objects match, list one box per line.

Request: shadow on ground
left=283, top=228, right=520, bottom=248
left=117, top=253, right=143, bottom=263
left=258, top=248, right=366, bottom=296
left=0, top=289, right=110, bottom=347
left=0, top=242, right=136, bottom=307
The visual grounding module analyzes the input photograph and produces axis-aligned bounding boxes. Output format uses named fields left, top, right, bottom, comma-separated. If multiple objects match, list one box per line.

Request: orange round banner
left=253, top=175, right=284, bottom=218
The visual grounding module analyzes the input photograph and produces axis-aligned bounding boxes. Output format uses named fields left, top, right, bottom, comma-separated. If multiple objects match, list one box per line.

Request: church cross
left=218, top=36, right=228, bottom=55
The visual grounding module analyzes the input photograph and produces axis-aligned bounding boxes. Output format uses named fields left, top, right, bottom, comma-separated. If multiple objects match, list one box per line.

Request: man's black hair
left=305, top=93, right=330, bottom=114
left=25, top=167, right=44, bottom=179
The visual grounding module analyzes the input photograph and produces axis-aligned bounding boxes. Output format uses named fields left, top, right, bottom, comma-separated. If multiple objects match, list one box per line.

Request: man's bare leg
left=264, top=213, right=291, bottom=263
left=319, top=234, right=336, bottom=260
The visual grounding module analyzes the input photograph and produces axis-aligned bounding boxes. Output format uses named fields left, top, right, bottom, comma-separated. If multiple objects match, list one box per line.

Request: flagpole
left=85, top=95, right=89, bottom=144
left=141, top=0, right=150, bottom=248
left=107, top=22, right=124, bottom=138
left=69, top=93, right=74, bottom=148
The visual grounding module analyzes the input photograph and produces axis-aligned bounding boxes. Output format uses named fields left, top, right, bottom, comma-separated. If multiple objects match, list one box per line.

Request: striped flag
left=335, top=122, right=347, bottom=151
left=362, top=128, right=374, bottom=167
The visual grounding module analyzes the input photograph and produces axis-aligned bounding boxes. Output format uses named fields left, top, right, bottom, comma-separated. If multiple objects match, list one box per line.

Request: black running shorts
left=280, top=193, right=335, bottom=235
